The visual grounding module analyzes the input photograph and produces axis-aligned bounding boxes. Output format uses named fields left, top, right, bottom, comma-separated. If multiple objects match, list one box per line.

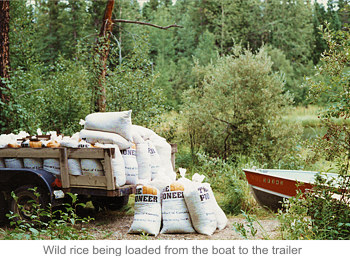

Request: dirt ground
left=88, top=209, right=281, bottom=240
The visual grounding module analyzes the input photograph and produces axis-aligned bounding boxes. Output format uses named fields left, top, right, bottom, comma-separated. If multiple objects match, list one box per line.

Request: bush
left=182, top=45, right=302, bottom=165
left=177, top=150, right=260, bottom=215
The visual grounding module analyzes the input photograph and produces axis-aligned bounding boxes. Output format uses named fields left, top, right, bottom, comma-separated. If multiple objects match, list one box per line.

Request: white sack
left=83, top=110, right=133, bottom=142
left=131, top=125, right=157, bottom=141
left=112, top=148, right=126, bottom=187
left=147, top=140, right=161, bottom=180
left=97, top=144, right=126, bottom=187
left=204, top=183, right=227, bottom=230
left=184, top=182, right=217, bottom=236
left=160, top=183, right=196, bottom=234
left=121, top=144, right=138, bottom=185
left=150, top=136, right=176, bottom=181
left=43, top=159, right=60, bottom=175
left=79, top=129, right=131, bottom=150
left=60, top=137, right=79, bottom=148
left=136, top=142, right=151, bottom=182
left=24, top=158, right=43, bottom=169
left=68, top=159, right=82, bottom=176
left=4, top=158, right=24, bottom=168
left=128, top=185, right=161, bottom=236
left=81, top=159, right=104, bottom=176
left=192, top=173, right=228, bottom=230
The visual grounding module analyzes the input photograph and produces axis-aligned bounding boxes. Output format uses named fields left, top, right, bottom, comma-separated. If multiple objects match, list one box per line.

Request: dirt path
left=89, top=210, right=281, bottom=240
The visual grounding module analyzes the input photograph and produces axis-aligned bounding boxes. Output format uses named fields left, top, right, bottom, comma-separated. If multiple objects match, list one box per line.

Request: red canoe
left=243, top=168, right=339, bottom=211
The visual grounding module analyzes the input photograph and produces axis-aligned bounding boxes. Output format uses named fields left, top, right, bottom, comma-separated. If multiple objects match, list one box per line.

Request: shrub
left=182, top=45, right=302, bottom=166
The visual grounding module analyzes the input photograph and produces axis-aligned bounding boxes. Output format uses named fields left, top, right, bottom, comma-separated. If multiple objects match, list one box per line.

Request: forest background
left=0, top=0, right=349, bottom=239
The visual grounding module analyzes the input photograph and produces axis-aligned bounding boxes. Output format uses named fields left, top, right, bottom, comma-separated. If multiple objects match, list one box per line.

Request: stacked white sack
left=83, top=110, right=133, bottom=142
left=192, top=173, right=228, bottom=230
left=178, top=168, right=217, bottom=236
left=95, top=143, right=126, bottom=187
left=136, top=142, right=151, bottom=183
left=131, top=125, right=176, bottom=182
left=121, top=144, right=138, bottom=185
left=128, top=185, right=161, bottom=236
left=79, top=129, right=131, bottom=150
left=160, top=181, right=196, bottom=234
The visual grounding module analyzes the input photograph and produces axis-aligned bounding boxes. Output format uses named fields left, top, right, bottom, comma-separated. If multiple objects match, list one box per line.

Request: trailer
left=0, top=146, right=135, bottom=222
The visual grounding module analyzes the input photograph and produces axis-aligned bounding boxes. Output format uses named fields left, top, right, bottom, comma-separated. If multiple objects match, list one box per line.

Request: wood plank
left=104, top=148, right=116, bottom=190
left=69, top=175, right=107, bottom=189
left=67, top=148, right=106, bottom=159
left=0, top=148, right=61, bottom=158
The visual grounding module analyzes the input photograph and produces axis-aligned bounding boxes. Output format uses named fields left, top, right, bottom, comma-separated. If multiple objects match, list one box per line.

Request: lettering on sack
left=148, top=147, right=156, bottom=155
left=135, top=195, right=158, bottom=203
left=162, top=191, right=184, bottom=200
left=121, top=149, right=136, bottom=156
left=198, top=186, right=210, bottom=202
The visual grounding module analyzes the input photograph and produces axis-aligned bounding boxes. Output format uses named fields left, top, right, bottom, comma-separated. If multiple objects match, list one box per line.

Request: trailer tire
left=0, top=192, right=8, bottom=224
left=10, top=185, right=49, bottom=222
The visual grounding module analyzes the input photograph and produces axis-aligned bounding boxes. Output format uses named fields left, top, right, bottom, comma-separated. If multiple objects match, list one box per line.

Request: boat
left=243, top=168, right=340, bottom=211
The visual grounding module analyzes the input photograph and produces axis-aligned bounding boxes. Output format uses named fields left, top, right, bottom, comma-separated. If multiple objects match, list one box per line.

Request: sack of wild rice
left=68, top=159, right=82, bottom=176
left=79, top=129, right=131, bottom=150
left=160, top=181, right=196, bottom=234
left=192, top=173, right=228, bottom=230
left=183, top=181, right=217, bottom=236
left=96, top=143, right=126, bottom=187
left=81, top=159, right=104, bottom=176
left=136, top=142, right=151, bottom=182
left=147, top=140, right=161, bottom=180
left=121, top=144, right=138, bottom=185
left=150, top=136, right=176, bottom=181
left=23, top=158, right=43, bottom=170
left=128, top=185, right=161, bottom=236
left=43, top=158, right=60, bottom=175
left=83, top=110, right=133, bottom=142
left=4, top=158, right=23, bottom=168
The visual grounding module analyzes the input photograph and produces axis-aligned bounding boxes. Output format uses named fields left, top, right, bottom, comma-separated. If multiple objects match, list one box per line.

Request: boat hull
left=243, top=169, right=315, bottom=211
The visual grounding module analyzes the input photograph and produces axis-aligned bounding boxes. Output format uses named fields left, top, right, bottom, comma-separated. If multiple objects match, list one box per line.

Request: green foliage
left=279, top=22, right=350, bottom=240
left=278, top=174, right=350, bottom=240
left=182, top=45, right=302, bottom=165
left=0, top=191, right=95, bottom=240
left=233, top=210, right=270, bottom=240
left=106, top=35, right=166, bottom=127
left=176, top=150, right=260, bottom=214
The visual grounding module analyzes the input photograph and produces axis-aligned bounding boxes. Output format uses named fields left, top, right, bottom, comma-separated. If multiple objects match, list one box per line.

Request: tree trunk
left=0, top=0, right=10, bottom=104
left=95, top=0, right=115, bottom=112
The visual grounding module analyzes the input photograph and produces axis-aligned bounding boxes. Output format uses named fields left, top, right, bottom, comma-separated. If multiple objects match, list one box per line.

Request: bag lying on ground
left=83, top=110, right=133, bottom=142
left=79, top=129, right=131, bottom=150
left=160, top=181, right=196, bottom=234
left=128, top=185, right=161, bottom=236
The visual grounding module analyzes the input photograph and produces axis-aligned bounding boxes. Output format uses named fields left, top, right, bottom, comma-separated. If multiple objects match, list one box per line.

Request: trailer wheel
left=10, top=185, right=49, bottom=222
left=0, top=192, right=8, bottom=224
left=92, top=195, right=129, bottom=211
